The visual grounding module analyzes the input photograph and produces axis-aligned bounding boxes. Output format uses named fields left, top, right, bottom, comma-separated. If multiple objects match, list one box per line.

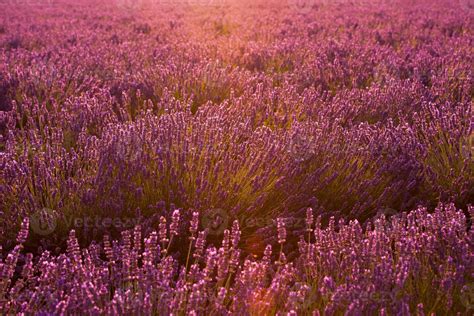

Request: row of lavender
left=1, top=204, right=473, bottom=314
left=1, top=1, right=472, bottom=247
left=0, top=0, right=473, bottom=313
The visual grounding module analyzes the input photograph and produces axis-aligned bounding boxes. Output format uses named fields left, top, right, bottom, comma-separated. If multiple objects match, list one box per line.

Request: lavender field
left=0, top=0, right=473, bottom=314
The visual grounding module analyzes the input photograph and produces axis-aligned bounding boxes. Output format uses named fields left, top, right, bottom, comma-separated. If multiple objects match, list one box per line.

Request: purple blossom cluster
left=0, top=0, right=473, bottom=313
left=1, top=204, right=473, bottom=314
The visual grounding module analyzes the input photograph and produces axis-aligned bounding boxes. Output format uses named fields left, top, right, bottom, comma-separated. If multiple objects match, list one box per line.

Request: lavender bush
left=0, top=204, right=473, bottom=314
left=0, top=0, right=473, bottom=313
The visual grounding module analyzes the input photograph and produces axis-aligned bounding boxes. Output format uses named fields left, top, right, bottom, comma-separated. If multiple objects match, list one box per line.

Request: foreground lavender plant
left=1, top=204, right=472, bottom=314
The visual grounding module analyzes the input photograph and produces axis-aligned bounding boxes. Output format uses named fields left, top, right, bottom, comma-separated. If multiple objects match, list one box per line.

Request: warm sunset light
left=0, top=0, right=473, bottom=314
